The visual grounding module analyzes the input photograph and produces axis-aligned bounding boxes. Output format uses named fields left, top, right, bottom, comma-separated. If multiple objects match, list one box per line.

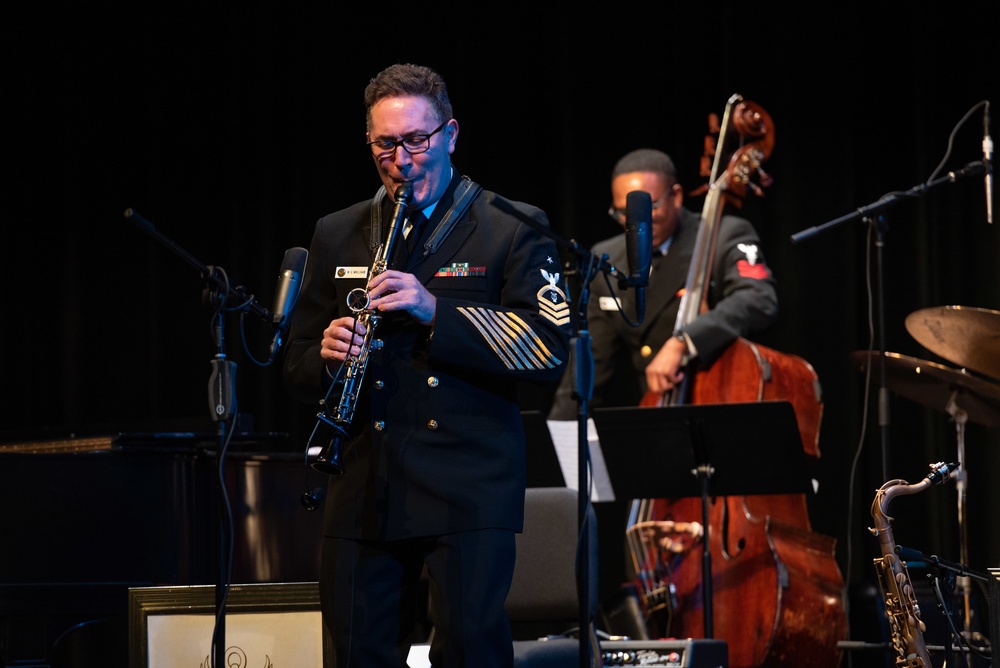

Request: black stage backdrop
left=5, top=1, right=998, bottom=627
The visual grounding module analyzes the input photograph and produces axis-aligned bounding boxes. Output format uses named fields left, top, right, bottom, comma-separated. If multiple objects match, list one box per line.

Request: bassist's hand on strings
left=645, top=335, right=689, bottom=394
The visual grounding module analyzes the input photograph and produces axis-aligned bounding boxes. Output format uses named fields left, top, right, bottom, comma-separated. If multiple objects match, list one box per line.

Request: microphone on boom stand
left=625, top=190, right=653, bottom=323
left=269, top=247, right=308, bottom=360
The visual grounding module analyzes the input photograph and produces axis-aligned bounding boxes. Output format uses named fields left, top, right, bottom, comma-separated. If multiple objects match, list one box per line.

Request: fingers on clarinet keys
left=849, top=350, right=1000, bottom=428
left=905, top=305, right=1000, bottom=380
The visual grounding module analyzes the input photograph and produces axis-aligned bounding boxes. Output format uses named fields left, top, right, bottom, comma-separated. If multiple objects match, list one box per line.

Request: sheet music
left=545, top=419, right=616, bottom=502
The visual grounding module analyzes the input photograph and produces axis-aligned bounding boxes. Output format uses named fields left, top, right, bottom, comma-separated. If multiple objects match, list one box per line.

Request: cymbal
left=850, top=350, right=1000, bottom=427
left=905, top=305, right=1000, bottom=380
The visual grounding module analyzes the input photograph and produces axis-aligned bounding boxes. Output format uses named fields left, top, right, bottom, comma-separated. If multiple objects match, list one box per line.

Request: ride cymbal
left=905, top=305, right=1000, bottom=380
left=850, top=350, right=1000, bottom=427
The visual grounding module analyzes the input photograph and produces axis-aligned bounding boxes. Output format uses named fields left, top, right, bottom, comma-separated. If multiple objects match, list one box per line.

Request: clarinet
left=310, top=182, right=413, bottom=476
left=869, top=461, right=956, bottom=667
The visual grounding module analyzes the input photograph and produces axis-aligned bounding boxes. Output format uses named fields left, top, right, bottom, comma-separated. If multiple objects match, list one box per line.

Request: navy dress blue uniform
left=284, top=171, right=572, bottom=666
left=549, top=204, right=777, bottom=417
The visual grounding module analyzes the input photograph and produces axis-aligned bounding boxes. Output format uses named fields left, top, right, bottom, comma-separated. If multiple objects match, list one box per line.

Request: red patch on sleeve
left=737, top=260, right=769, bottom=280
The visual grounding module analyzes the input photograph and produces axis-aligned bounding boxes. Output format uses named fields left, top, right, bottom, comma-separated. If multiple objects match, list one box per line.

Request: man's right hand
left=321, top=316, right=367, bottom=365
left=644, top=336, right=688, bottom=395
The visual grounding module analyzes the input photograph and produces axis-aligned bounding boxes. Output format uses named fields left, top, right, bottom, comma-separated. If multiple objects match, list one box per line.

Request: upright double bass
left=626, top=95, right=847, bottom=668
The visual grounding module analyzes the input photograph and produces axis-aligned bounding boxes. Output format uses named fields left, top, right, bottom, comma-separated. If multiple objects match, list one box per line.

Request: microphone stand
left=790, top=161, right=986, bottom=481
left=491, top=196, right=641, bottom=668
left=895, top=543, right=992, bottom=665
left=124, top=208, right=276, bottom=668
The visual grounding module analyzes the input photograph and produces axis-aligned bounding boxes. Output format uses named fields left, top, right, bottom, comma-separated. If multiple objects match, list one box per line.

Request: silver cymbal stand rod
left=946, top=390, right=972, bottom=636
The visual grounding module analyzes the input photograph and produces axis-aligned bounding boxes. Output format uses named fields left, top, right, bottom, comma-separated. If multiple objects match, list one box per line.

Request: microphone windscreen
left=272, top=247, right=308, bottom=324
left=625, top=191, right=653, bottom=288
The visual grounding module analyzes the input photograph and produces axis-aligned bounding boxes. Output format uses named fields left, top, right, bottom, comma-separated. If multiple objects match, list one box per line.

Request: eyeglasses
left=367, top=121, right=448, bottom=159
left=607, top=193, right=668, bottom=224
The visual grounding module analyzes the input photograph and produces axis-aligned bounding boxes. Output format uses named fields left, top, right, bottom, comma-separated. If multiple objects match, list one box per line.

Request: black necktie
left=405, top=212, right=427, bottom=254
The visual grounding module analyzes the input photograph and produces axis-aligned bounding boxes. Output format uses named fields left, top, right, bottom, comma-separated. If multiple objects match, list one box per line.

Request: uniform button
left=374, top=380, right=384, bottom=390
left=374, top=420, right=385, bottom=431
left=426, top=420, right=439, bottom=431
left=640, top=345, right=653, bottom=358
left=372, top=339, right=384, bottom=351
left=427, top=376, right=439, bottom=388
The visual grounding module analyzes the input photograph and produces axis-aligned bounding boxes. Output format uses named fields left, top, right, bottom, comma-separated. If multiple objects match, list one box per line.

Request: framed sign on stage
left=128, top=582, right=329, bottom=668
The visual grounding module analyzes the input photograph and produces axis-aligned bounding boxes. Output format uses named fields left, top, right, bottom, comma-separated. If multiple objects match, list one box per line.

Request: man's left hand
left=368, top=269, right=437, bottom=326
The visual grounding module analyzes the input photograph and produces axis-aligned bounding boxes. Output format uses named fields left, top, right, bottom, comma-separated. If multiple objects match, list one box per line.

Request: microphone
left=894, top=544, right=925, bottom=563
left=625, top=190, right=653, bottom=323
left=984, top=101, right=993, bottom=224
left=269, top=246, right=309, bottom=358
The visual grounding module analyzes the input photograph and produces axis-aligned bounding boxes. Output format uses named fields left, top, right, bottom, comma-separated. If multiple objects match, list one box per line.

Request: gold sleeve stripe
left=457, top=307, right=563, bottom=371
left=502, top=311, right=563, bottom=368
left=458, top=308, right=522, bottom=370
left=488, top=310, right=555, bottom=370
left=461, top=307, right=536, bottom=370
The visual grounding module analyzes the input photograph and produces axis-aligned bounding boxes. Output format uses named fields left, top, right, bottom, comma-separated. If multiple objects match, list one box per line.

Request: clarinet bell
left=313, top=445, right=345, bottom=476
left=309, top=413, right=348, bottom=476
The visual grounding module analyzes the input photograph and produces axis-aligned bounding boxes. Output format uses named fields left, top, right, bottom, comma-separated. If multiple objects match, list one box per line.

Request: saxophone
left=310, top=182, right=413, bottom=475
left=869, top=461, right=956, bottom=667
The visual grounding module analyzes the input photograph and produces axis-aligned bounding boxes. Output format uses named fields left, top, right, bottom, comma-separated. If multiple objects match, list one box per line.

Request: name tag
left=336, top=266, right=368, bottom=279
left=598, top=296, right=622, bottom=311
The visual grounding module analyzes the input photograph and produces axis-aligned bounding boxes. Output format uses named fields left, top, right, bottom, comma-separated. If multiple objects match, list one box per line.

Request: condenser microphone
left=984, top=101, right=993, bottom=224
left=625, top=190, right=653, bottom=323
left=269, top=247, right=309, bottom=358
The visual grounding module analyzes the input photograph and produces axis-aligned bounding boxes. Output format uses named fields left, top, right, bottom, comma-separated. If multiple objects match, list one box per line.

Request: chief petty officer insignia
left=538, top=268, right=570, bottom=326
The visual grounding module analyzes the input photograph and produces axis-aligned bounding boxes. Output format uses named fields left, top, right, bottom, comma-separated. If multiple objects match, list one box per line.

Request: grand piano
left=0, top=427, right=324, bottom=667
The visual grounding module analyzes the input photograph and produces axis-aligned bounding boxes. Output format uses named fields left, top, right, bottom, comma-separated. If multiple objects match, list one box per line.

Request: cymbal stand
left=791, top=160, right=987, bottom=480
left=945, top=391, right=972, bottom=635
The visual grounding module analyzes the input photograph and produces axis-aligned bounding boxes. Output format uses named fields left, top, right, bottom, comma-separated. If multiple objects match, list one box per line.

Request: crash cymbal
left=850, top=350, right=1000, bottom=427
left=905, top=305, right=1000, bottom=380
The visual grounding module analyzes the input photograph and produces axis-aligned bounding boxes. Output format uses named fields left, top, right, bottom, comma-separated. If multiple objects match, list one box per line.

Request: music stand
left=521, top=410, right=567, bottom=488
left=592, top=400, right=812, bottom=638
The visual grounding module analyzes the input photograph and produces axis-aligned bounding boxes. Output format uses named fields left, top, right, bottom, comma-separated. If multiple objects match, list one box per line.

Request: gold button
left=640, top=345, right=653, bottom=358
left=427, top=376, right=439, bottom=388
left=374, top=420, right=385, bottom=431
left=427, top=420, right=439, bottom=431
left=374, top=380, right=384, bottom=390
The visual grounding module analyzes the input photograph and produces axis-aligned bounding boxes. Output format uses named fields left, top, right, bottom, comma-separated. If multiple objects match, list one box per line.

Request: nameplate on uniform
left=598, top=296, right=622, bottom=311
left=336, top=266, right=368, bottom=279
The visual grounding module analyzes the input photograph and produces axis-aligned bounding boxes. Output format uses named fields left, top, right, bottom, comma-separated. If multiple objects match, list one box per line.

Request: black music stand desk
left=591, top=400, right=812, bottom=638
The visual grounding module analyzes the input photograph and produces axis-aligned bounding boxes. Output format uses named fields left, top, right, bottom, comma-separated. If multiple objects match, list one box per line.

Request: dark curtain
left=5, top=2, right=998, bottom=621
